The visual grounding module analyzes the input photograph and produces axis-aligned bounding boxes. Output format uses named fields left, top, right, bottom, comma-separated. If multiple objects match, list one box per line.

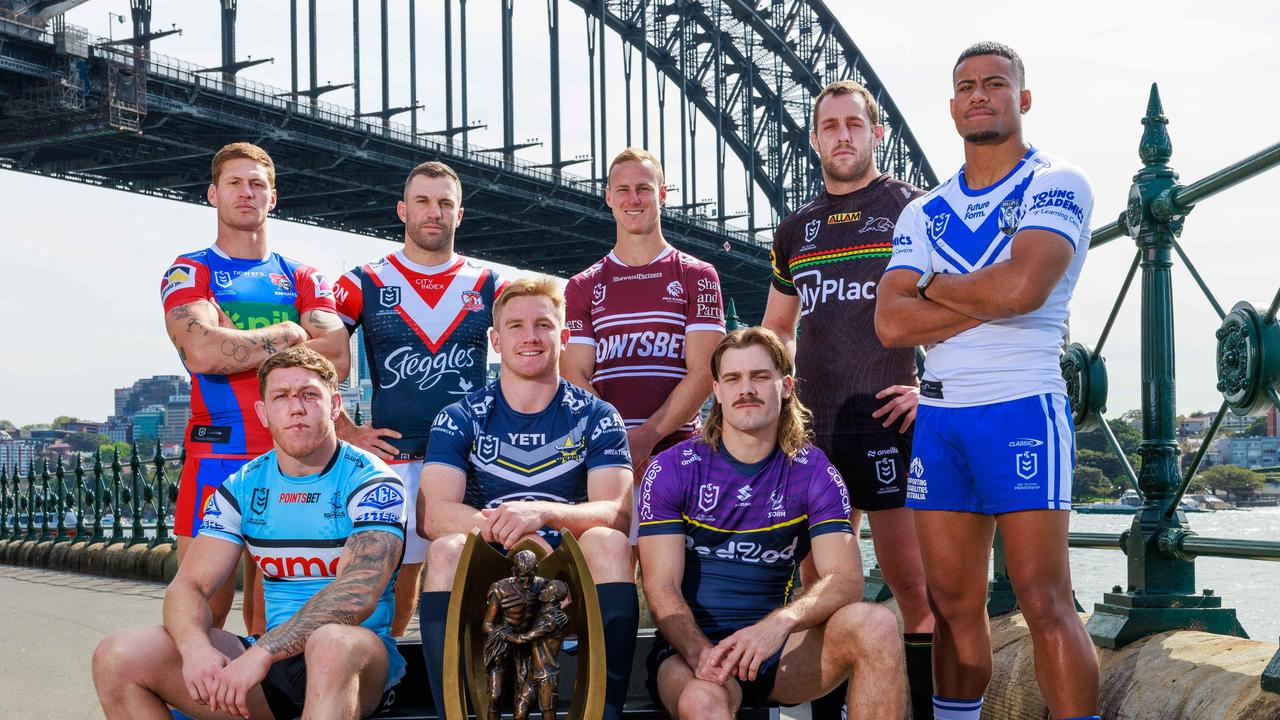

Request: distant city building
left=1268, top=406, right=1278, bottom=437
left=0, top=440, right=38, bottom=474
left=162, top=394, right=191, bottom=446
left=103, top=415, right=132, bottom=444
left=114, top=375, right=188, bottom=419
left=60, top=420, right=102, bottom=435
left=132, top=405, right=166, bottom=445
left=1206, top=435, right=1280, bottom=470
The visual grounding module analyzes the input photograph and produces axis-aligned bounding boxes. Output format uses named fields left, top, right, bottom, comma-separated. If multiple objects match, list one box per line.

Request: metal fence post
left=53, top=455, right=67, bottom=542
left=24, top=458, right=37, bottom=541
left=91, top=449, right=105, bottom=543
left=72, top=454, right=87, bottom=543
left=110, top=449, right=124, bottom=544
left=128, top=444, right=146, bottom=545
left=38, top=458, right=51, bottom=541
left=0, top=464, right=9, bottom=540
left=151, top=445, right=172, bottom=546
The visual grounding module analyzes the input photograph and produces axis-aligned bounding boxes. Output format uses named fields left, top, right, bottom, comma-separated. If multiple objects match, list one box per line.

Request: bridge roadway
left=0, top=565, right=811, bottom=719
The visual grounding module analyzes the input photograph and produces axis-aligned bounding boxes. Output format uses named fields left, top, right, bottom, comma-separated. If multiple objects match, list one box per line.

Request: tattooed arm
left=164, top=300, right=308, bottom=375
left=300, top=309, right=352, bottom=379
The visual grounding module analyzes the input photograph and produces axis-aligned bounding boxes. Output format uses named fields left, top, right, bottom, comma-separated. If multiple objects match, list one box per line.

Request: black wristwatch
left=916, top=269, right=937, bottom=300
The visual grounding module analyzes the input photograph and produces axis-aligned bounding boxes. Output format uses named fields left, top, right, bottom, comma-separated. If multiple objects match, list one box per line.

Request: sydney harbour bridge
left=0, top=0, right=936, bottom=320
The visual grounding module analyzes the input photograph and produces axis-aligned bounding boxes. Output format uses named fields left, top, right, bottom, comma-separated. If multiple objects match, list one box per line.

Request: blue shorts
left=906, top=393, right=1074, bottom=514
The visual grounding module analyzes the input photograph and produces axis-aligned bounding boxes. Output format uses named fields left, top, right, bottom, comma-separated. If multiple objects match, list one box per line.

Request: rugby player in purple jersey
left=637, top=328, right=904, bottom=720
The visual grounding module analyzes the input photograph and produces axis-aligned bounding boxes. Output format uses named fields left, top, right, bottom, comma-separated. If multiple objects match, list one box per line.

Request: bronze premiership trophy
left=442, top=529, right=605, bottom=720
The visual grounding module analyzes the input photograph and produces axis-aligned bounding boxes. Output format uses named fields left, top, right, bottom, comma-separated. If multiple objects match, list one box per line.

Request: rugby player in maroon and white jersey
left=561, top=148, right=725, bottom=537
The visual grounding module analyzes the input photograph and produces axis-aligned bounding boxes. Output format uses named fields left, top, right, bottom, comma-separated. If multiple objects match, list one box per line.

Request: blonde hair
left=492, top=276, right=565, bottom=325
left=257, top=345, right=339, bottom=397
left=607, top=147, right=665, bottom=187
left=404, top=160, right=463, bottom=199
left=812, top=79, right=881, bottom=127
left=701, top=327, right=813, bottom=458
left=211, top=142, right=276, bottom=188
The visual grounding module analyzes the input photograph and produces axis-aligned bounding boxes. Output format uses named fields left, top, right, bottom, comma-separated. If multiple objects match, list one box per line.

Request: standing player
left=761, top=80, right=934, bottom=717
left=161, top=142, right=348, bottom=633
left=332, top=161, right=505, bottom=637
left=876, top=43, right=1099, bottom=720
left=561, top=148, right=725, bottom=510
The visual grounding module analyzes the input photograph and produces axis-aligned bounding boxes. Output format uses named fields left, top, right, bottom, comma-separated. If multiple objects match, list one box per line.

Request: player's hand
left=702, top=617, right=790, bottom=683
left=209, top=645, right=271, bottom=718
left=687, top=643, right=723, bottom=684
left=627, top=426, right=660, bottom=482
left=273, top=320, right=310, bottom=347
left=872, top=384, right=919, bottom=433
left=481, top=502, right=546, bottom=549
left=341, top=423, right=403, bottom=461
left=178, top=641, right=229, bottom=707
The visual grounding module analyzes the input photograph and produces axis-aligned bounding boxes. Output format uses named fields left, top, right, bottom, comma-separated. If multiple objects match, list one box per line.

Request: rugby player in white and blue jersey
left=875, top=43, right=1100, bottom=720
left=415, top=277, right=638, bottom=720
left=93, top=346, right=407, bottom=720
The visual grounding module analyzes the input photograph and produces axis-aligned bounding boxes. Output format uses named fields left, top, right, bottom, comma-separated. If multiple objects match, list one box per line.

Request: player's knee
left=675, top=680, right=732, bottom=720
left=93, top=627, right=161, bottom=686
left=578, top=526, right=631, bottom=576
left=305, top=625, right=370, bottom=672
left=425, top=533, right=466, bottom=580
left=1015, top=585, right=1076, bottom=631
left=925, top=583, right=985, bottom=624
left=834, top=602, right=899, bottom=657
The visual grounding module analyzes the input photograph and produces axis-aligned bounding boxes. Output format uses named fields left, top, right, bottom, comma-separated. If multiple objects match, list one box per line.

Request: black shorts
left=644, top=630, right=788, bottom=708
left=237, top=636, right=398, bottom=719
left=816, top=431, right=913, bottom=512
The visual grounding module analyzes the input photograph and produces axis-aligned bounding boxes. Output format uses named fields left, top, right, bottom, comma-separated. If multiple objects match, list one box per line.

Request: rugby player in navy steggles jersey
left=94, top=347, right=407, bottom=720
left=637, top=327, right=904, bottom=720
left=877, top=43, right=1100, bottom=720
left=416, top=277, right=638, bottom=720
left=332, top=161, right=506, bottom=638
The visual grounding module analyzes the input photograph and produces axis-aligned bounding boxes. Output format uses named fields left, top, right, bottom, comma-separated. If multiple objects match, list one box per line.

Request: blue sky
left=2, top=0, right=1278, bottom=425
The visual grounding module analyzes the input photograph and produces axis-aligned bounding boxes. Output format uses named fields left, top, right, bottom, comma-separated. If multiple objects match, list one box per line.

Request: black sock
left=419, top=590, right=451, bottom=720
left=808, top=680, right=848, bottom=720
left=904, top=632, right=934, bottom=720
left=595, top=582, right=639, bottom=720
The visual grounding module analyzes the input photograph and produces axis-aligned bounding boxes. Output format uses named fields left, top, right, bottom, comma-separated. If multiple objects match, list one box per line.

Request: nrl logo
left=1015, top=450, right=1038, bottom=480
left=804, top=219, right=821, bottom=244
left=592, top=283, right=607, bottom=305
left=379, top=286, right=401, bottom=308
left=875, top=457, right=897, bottom=485
left=476, top=434, right=501, bottom=464
left=697, top=483, right=721, bottom=513
left=251, top=487, right=269, bottom=515
left=213, top=270, right=234, bottom=288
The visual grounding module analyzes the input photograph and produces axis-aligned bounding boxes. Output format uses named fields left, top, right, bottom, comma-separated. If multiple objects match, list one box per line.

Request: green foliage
left=1190, top=464, right=1265, bottom=499
left=1242, top=417, right=1269, bottom=437
left=98, top=441, right=132, bottom=458
left=1078, top=416, right=1142, bottom=455
left=65, top=432, right=107, bottom=453
left=52, top=416, right=80, bottom=428
left=1072, top=465, right=1113, bottom=501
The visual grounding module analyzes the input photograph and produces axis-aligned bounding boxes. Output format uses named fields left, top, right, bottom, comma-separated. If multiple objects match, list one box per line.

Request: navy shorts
left=816, top=431, right=913, bottom=512
left=645, top=630, right=788, bottom=708
left=237, top=636, right=399, bottom=719
left=906, top=393, right=1074, bottom=514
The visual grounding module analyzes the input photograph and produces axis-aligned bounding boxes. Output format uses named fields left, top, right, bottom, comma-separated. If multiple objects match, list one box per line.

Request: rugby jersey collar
left=272, top=441, right=344, bottom=482
left=209, top=243, right=271, bottom=263
left=822, top=173, right=891, bottom=202
left=606, top=244, right=674, bottom=268
left=957, top=145, right=1037, bottom=197
left=393, top=250, right=461, bottom=275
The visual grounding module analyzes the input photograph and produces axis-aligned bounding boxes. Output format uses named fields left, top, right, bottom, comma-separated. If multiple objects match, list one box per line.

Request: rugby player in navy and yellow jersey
left=331, top=160, right=506, bottom=637
left=876, top=42, right=1099, bottom=720
left=416, top=277, right=638, bottom=720
left=93, top=346, right=406, bottom=720
left=638, top=327, right=904, bottom=720
left=161, top=142, right=349, bottom=634
left=762, top=80, right=934, bottom=718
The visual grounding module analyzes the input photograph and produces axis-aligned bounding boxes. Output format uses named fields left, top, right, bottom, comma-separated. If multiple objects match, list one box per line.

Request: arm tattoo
left=256, top=531, right=402, bottom=658
left=168, top=304, right=192, bottom=321
left=262, top=335, right=278, bottom=356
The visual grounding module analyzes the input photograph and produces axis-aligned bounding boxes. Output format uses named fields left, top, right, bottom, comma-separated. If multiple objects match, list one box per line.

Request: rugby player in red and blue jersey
left=161, top=143, right=348, bottom=634
left=638, top=328, right=904, bottom=720
left=332, top=161, right=506, bottom=637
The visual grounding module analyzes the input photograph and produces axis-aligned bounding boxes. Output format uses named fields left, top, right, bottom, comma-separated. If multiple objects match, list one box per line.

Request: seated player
left=416, top=276, right=638, bottom=720
left=637, top=327, right=905, bottom=720
left=92, top=346, right=407, bottom=720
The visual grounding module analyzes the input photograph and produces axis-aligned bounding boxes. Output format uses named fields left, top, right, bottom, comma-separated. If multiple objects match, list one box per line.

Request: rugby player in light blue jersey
left=416, top=276, right=637, bottom=720
left=93, top=346, right=407, bottom=720
left=638, top=327, right=904, bottom=720
left=876, top=42, right=1100, bottom=720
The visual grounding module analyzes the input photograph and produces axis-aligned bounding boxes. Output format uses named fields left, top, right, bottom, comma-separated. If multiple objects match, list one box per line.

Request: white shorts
left=391, top=460, right=429, bottom=564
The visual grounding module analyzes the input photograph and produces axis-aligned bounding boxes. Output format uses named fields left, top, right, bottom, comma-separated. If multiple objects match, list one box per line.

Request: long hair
left=700, top=327, right=813, bottom=458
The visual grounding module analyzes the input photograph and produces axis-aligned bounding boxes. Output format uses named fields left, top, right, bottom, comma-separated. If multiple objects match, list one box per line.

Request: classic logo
left=697, top=483, right=721, bottom=513
left=804, top=219, right=821, bottom=244
left=269, top=273, right=293, bottom=292
left=928, top=213, right=951, bottom=241
left=476, top=434, right=501, bottom=464
left=251, top=487, right=269, bottom=515
left=592, top=283, right=607, bottom=306
left=213, top=270, right=234, bottom=288
left=1008, top=438, right=1045, bottom=448
left=859, top=217, right=895, bottom=234
left=875, top=457, right=897, bottom=485
left=827, top=211, right=861, bottom=224
left=998, top=198, right=1023, bottom=236
left=1015, top=451, right=1038, bottom=480
left=379, top=285, right=401, bottom=308
left=356, top=485, right=405, bottom=511
left=461, top=290, right=484, bottom=312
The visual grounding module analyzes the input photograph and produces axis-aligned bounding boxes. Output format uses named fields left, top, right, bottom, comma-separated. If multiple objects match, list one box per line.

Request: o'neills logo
left=381, top=344, right=477, bottom=391
left=827, top=211, right=861, bottom=224
left=254, top=553, right=340, bottom=578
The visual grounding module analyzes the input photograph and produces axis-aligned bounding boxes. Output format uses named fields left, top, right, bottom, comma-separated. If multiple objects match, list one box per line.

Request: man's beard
left=963, top=130, right=1001, bottom=144
left=821, top=148, right=874, bottom=185
left=408, top=225, right=454, bottom=254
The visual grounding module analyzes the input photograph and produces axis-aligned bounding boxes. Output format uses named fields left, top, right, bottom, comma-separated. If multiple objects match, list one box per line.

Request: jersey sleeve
left=160, top=255, right=211, bottom=312
left=885, top=201, right=932, bottom=275
left=636, top=450, right=686, bottom=537
left=685, top=262, right=726, bottom=333
left=197, top=474, right=245, bottom=546
left=770, top=223, right=797, bottom=295
left=1019, top=164, right=1093, bottom=249
left=292, top=265, right=337, bottom=314
left=489, top=267, right=510, bottom=298
left=805, top=450, right=854, bottom=538
left=345, top=460, right=408, bottom=537
left=564, top=274, right=596, bottom=346
left=333, top=269, right=364, bottom=330
left=585, top=400, right=631, bottom=470
left=425, top=402, right=475, bottom=472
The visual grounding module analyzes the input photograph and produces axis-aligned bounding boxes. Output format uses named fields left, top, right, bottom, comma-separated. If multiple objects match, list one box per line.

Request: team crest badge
left=269, top=273, right=293, bottom=292
left=665, top=281, right=684, bottom=298
left=592, top=283, right=607, bottom=306
left=697, top=483, right=721, bottom=513
left=379, top=286, right=401, bottom=308
left=461, top=290, right=484, bottom=312
left=476, top=435, right=501, bottom=464
left=1015, top=450, right=1038, bottom=480
left=251, top=487, right=269, bottom=515
left=804, top=219, right=821, bottom=244
left=998, top=198, right=1023, bottom=236
left=928, top=213, right=951, bottom=241
left=875, top=457, right=897, bottom=485
left=213, top=270, right=234, bottom=288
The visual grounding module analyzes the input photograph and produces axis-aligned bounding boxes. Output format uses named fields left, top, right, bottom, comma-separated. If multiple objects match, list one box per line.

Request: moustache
left=733, top=395, right=763, bottom=408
